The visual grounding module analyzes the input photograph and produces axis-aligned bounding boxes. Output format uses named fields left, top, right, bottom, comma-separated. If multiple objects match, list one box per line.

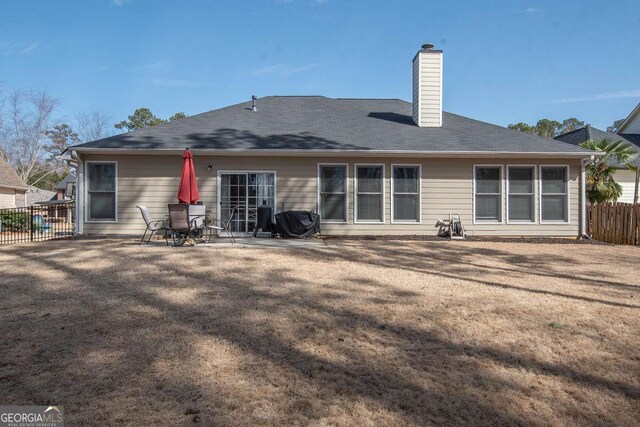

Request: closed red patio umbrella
left=177, top=148, right=200, bottom=204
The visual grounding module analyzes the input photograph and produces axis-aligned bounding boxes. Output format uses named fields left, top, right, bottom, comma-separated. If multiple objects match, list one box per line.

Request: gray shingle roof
left=75, top=96, right=592, bottom=155
left=0, top=157, right=28, bottom=190
left=555, top=125, right=640, bottom=167
left=55, top=172, right=76, bottom=191
left=26, top=186, right=56, bottom=205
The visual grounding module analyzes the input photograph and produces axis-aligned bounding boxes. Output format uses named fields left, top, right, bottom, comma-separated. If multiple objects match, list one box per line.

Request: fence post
left=29, top=205, right=34, bottom=242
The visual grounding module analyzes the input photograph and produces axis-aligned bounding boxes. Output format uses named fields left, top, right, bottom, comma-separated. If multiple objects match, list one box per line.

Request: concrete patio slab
left=144, top=237, right=326, bottom=249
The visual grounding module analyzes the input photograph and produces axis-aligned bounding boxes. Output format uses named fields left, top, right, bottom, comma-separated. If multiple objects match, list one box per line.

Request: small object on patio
left=435, top=213, right=466, bottom=240
left=188, top=204, right=207, bottom=243
left=273, top=210, right=320, bottom=239
left=167, top=203, right=192, bottom=246
left=205, top=205, right=237, bottom=244
left=137, top=205, right=169, bottom=245
left=252, top=201, right=273, bottom=237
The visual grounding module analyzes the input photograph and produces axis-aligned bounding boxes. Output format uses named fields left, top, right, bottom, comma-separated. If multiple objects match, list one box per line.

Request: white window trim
left=473, top=164, right=505, bottom=225
left=391, top=164, right=422, bottom=224
left=354, top=164, right=385, bottom=224
left=85, top=161, right=118, bottom=223
left=539, top=165, right=570, bottom=224
left=506, top=165, right=537, bottom=224
left=317, top=163, right=348, bottom=224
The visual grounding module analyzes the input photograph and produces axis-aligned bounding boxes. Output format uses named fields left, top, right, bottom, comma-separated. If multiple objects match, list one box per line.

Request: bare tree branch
left=76, top=110, right=113, bottom=142
left=3, top=89, right=59, bottom=184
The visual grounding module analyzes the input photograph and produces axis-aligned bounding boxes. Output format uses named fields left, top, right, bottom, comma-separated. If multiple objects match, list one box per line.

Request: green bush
left=0, top=210, right=31, bottom=232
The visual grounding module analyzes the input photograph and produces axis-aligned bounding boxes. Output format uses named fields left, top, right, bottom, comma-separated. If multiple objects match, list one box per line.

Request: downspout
left=580, top=156, right=592, bottom=239
left=72, top=150, right=84, bottom=235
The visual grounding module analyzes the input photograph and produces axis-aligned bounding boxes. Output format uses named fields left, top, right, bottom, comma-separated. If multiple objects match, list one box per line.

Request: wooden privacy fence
left=587, top=202, right=640, bottom=245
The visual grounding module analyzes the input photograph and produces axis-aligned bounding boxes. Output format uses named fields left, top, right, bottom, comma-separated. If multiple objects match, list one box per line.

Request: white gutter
left=580, top=156, right=592, bottom=238
left=73, top=151, right=84, bottom=235
left=73, top=147, right=597, bottom=158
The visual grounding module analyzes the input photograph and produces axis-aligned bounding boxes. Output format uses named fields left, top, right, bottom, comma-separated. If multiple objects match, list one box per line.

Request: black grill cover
left=273, top=211, right=321, bottom=238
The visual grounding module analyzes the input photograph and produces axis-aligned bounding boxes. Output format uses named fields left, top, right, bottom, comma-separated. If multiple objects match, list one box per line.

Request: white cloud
left=151, top=78, right=197, bottom=87
left=518, top=7, right=544, bottom=13
left=149, top=78, right=215, bottom=88
left=133, top=59, right=173, bottom=71
left=20, top=43, right=38, bottom=54
left=552, top=90, right=640, bottom=104
left=244, top=63, right=319, bottom=77
left=111, top=0, right=130, bottom=6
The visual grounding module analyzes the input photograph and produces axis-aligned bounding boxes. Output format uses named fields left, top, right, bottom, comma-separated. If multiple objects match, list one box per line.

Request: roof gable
left=0, top=157, right=28, bottom=190
left=555, top=125, right=640, bottom=167
left=74, top=96, right=591, bottom=155
left=617, top=102, right=640, bottom=134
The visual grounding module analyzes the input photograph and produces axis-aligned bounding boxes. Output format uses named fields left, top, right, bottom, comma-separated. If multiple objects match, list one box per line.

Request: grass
left=0, top=238, right=639, bottom=426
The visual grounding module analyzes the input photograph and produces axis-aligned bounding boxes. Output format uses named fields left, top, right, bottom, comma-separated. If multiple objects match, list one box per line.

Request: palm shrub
left=579, top=139, right=638, bottom=204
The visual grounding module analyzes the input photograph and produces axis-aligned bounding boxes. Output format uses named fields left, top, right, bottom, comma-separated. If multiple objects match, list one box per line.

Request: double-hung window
left=507, top=166, right=535, bottom=222
left=87, top=162, right=117, bottom=221
left=392, top=165, right=420, bottom=222
left=474, top=166, right=502, bottom=222
left=355, top=165, right=384, bottom=223
left=318, top=165, right=347, bottom=222
left=540, top=166, right=569, bottom=223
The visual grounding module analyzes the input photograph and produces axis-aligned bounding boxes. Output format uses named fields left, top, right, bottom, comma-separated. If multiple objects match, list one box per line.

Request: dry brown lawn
left=0, top=238, right=638, bottom=426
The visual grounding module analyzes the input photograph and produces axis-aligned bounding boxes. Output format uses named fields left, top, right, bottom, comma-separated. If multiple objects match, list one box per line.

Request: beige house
left=72, top=44, right=594, bottom=238
left=0, top=157, right=28, bottom=209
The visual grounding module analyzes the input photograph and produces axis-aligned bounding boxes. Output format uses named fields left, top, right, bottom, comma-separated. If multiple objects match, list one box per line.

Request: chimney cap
left=421, top=43, right=435, bottom=50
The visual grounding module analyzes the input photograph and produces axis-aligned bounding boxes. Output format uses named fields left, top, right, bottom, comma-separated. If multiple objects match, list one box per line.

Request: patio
left=0, top=238, right=638, bottom=425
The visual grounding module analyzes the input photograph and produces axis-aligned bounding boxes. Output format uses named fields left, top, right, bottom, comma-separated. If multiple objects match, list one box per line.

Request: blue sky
left=1, top=0, right=639, bottom=134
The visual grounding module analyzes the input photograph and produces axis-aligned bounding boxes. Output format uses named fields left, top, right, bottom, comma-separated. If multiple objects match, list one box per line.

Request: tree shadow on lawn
left=0, top=239, right=638, bottom=425
left=315, top=241, right=640, bottom=306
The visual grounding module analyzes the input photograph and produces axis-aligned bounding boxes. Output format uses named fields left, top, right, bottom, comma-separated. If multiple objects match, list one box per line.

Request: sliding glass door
left=220, top=172, right=275, bottom=234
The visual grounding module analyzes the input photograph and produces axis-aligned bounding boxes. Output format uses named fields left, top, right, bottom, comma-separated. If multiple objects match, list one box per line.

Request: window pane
left=476, top=194, right=501, bottom=221
left=357, top=166, right=382, bottom=193
left=88, top=164, right=115, bottom=192
left=509, top=195, right=534, bottom=221
left=89, top=193, right=115, bottom=220
left=542, top=167, right=567, bottom=194
left=320, top=194, right=346, bottom=221
left=357, top=194, right=382, bottom=221
left=320, top=166, right=346, bottom=193
left=509, top=168, right=534, bottom=194
left=393, top=167, right=418, bottom=193
left=476, top=167, right=500, bottom=194
left=393, top=194, right=419, bottom=221
left=542, top=195, right=567, bottom=222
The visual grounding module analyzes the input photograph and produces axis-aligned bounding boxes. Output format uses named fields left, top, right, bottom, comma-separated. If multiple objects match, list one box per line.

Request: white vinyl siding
left=0, top=187, right=17, bottom=208
left=355, top=165, right=384, bottom=223
left=80, top=155, right=581, bottom=237
left=412, top=50, right=443, bottom=127
left=318, top=164, right=347, bottom=223
left=507, top=166, right=535, bottom=223
left=86, top=162, right=117, bottom=222
left=614, top=169, right=637, bottom=204
left=540, top=166, right=569, bottom=223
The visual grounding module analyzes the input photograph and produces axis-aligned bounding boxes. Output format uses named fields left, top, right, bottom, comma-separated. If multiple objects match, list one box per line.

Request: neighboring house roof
left=55, top=172, right=76, bottom=191
left=74, top=96, right=592, bottom=156
left=554, top=125, right=640, bottom=167
left=0, top=157, right=28, bottom=190
left=26, top=186, right=56, bottom=206
left=617, top=101, right=640, bottom=134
